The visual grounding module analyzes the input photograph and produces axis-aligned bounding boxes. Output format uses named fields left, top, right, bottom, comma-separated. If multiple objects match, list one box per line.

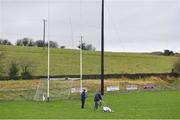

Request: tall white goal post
left=34, top=34, right=84, bottom=101
left=80, top=36, right=83, bottom=92
left=47, top=29, right=50, bottom=101
left=46, top=36, right=83, bottom=101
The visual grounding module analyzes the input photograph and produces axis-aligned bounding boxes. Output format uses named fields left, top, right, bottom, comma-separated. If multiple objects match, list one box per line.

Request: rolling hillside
left=0, top=45, right=178, bottom=76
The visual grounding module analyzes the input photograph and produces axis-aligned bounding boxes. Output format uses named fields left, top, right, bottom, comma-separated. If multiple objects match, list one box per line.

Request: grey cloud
left=0, top=0, right=179, bottom=52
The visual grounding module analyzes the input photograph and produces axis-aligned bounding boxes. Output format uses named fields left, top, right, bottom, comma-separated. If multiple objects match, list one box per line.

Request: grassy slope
left=0, top=45, right=178, bottom=76
left=0, top=78, right=179, bottom=101
left=0, top=90, right=180, bottom=119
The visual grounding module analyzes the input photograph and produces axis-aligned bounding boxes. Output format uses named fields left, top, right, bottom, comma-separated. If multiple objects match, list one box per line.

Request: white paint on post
left=80, top=36, right=83, bottom=92
left=47, top=35, right=50, bottom=100
left=47, top=0, right=50, bottom=101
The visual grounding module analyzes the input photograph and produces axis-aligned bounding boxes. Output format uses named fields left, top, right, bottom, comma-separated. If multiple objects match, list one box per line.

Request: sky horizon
left=0, top=0, right=180, bottom=52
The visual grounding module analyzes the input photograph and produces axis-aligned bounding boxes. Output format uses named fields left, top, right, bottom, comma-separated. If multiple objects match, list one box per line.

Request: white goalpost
left=34, top=0, right=85, bottom=101
left=80, top=36, right=83, bottom=92
left=34, top=34, right=84, bottom=101
left=47, top=27, right=50, bottom=101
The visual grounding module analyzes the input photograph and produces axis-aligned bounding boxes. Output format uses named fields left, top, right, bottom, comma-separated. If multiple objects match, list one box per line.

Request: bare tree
left=78, top=42, right=96, bottom=51
left=19, top=58, right=36, bottom=79
left=45, top=41, right=59, bottom=48
left=35, top=40, right=44, bottom=47
left=16, top=37, right=35, bottom=46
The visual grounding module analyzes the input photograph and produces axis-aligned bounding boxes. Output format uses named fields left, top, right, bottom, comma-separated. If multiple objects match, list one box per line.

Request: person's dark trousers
left=94, top=101, right=99, bottom=111
left=81, top=99, right=85, bottom=108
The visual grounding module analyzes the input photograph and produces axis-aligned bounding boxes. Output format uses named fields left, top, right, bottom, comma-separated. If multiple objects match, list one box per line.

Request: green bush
left=21, top=71, right=32, bottom=79
left=173, top=59, right=180, bottom=73
left=9, top=61, right=19, bottom=80
left=0, top=51, right=8, bottom=77
left=21, top=65, right=32, bottom=79
left=20, top=61, right=33, bottom=79
left=0, top=51, right=3, bottom=76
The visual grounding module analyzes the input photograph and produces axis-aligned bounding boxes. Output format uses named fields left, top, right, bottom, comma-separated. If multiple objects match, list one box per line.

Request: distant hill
left=0, top=45, right=179, bottom=76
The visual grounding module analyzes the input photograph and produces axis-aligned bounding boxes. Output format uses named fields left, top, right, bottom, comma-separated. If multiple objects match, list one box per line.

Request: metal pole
left=80, top=36, right=83, bottom=92
left=101, top=0, right=104, bottom=95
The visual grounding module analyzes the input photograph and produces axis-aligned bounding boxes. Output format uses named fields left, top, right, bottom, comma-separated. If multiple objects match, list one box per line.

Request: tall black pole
left=101, top=0, right=104, bottom=95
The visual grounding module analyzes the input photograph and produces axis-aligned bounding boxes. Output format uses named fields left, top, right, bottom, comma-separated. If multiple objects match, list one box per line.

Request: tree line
left=0, top=37, right=96, bottom=51
left=0, top=38, right=59, bottom=48
left=0, top=39, right=12, bottom=45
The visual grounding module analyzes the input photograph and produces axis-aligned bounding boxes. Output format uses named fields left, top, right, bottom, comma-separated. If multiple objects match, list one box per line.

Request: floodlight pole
left=80, top=36, right=83, bottom=92
left=101, top=0, right=104, bottom=95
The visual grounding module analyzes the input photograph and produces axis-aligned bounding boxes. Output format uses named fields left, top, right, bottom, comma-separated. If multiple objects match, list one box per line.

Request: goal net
left=34, top=78, right=81, bottom=101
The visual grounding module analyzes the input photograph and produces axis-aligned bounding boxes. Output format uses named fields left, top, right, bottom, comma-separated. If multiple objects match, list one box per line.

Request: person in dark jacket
left=94, top=92, right=102, bottom=111
left=80, top=89, right=87, bottom=109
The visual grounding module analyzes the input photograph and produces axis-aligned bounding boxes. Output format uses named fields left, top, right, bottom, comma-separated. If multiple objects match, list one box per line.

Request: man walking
left=94, top=92, right=102, bottom=111
left=80, top=89, right=86, bottom=109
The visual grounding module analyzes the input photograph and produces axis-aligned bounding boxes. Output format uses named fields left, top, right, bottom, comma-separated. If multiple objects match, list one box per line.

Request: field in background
left=0, top=90, right=180, bottom=119
left=0, top=45, right=178, bottom=76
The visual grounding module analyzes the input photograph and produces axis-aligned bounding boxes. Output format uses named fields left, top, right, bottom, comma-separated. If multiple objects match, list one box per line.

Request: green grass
left=0, top=45, right=179, bottom=119
left=0, top=45, right=178, bottom=76
left=0, top=90, right=180, bottom=119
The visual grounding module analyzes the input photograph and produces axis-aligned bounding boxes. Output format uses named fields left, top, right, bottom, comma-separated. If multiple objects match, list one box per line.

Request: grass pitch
left=0, top=90, right=180, bottom=119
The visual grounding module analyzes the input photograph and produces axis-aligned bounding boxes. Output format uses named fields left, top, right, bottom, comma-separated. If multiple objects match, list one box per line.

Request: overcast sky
left=0, top=0, right=180, bottom=52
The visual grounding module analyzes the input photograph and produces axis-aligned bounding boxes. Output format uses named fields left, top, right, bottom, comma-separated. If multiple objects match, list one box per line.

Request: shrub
left=164, top=49, right=174, bottom=56
left=60, top=46, right=66, bottom=49
left=20, top=59, right=35, bottom=79
left=21, top=71, right=32, bottom=79
left=0, top=51, right=9, bottom=77
left=8, top=61, right=19, bottom=80
left=21, top=64, right=32, bottom=79
left=172, top=59, right=180, bottom=73
left=0, top=51, right=4, bottom=76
